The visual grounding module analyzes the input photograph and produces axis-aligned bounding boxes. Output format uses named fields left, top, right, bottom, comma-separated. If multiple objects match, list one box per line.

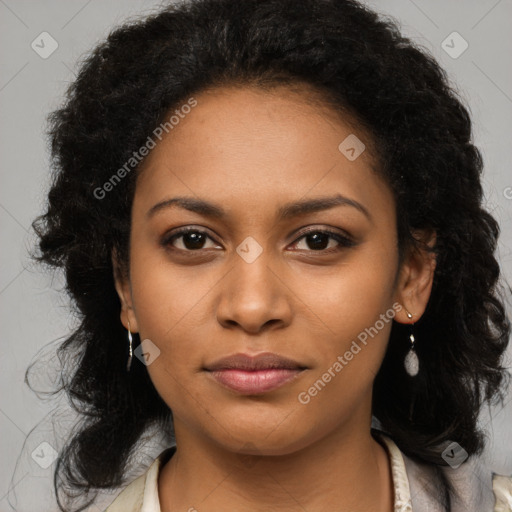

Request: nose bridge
left=215, top=242, right=292, bottom=332
left=233, top=248, right=276, bottom=300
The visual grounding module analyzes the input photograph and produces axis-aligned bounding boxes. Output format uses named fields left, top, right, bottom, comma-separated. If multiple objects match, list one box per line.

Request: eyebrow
left=146, top=194, right=372, bottom=222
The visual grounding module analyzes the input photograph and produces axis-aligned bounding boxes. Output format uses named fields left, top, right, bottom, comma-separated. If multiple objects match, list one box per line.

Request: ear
left=112, top=249, right=139, bottom=333
left=393, top=229, right=437, bottom=324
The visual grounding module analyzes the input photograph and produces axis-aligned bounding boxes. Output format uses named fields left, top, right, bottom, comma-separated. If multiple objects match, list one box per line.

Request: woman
left=31, top=0, right=512, bottom=510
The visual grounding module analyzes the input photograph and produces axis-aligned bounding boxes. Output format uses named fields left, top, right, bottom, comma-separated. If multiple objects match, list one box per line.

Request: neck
left=158, top=412, right=393, bottom=511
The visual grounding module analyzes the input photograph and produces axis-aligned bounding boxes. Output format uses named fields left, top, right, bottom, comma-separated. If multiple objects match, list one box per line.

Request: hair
left=28, top=0, right=511, bottom=510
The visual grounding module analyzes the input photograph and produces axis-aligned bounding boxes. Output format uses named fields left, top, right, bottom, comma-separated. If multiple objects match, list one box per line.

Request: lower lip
left=208, top=368, right=304, bottom=394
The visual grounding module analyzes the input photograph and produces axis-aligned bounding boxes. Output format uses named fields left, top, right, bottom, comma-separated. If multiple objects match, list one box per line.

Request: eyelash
left=161, top=226, right=356, bottom=255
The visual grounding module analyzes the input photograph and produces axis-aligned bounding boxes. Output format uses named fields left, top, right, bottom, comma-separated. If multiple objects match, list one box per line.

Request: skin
left=114, top=84, right=436, bottom=512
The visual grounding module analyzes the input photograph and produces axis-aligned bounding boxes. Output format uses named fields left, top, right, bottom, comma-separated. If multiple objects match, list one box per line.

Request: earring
left=126, top=320, right=133, bottom=372
left=404, top=309, right=419, bottom=377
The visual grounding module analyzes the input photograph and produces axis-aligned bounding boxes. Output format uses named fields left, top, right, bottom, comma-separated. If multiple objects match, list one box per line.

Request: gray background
left=1, top=0, right=511, bottom=510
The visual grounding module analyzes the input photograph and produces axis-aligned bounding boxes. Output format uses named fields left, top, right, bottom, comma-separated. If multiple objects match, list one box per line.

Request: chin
left=209, top=418, right=317, bottom=457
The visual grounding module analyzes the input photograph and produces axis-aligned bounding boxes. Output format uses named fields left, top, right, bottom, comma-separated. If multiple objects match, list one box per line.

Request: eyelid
left=161, top=225, right=221, bottom=248
left=290, top=226, right=356, bottom=250
left=292, top=225, right=354, bottom=242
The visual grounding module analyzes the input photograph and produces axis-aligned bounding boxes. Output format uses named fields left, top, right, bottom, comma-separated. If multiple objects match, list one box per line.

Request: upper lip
left=204, top=352, right=307, bottom=371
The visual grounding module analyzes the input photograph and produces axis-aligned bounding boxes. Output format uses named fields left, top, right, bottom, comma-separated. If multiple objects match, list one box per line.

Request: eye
left=162, top=227, right=221, bottom=251
left=290, top=228, right=356, bottom=253
left=162, top=226, right=356, bottom=254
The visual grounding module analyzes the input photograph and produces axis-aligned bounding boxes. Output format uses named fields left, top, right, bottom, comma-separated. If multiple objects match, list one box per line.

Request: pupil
left=184, top=232, right=205, bottom=250
left=307, top=232, right=328, bottom=250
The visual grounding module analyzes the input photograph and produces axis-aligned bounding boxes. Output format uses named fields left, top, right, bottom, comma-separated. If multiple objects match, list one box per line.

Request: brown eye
left=291, top=229, right=356, bottom=252
left=162, top=228, right=221, bottom=251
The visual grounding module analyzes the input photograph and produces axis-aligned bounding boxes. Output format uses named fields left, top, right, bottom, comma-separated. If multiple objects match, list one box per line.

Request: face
left=115, top=85, right=433, bottom=456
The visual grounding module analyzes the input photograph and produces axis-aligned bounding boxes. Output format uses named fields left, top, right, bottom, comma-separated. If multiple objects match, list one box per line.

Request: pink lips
left=204, top=352, right=306, bottom=394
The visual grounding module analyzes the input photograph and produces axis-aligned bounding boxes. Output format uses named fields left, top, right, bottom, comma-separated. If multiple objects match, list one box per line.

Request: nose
left=215, top=252, right=293, bottom=334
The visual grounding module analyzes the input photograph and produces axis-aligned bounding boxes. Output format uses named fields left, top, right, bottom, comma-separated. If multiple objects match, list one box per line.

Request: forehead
left=133, top=85, right=394, bottom=223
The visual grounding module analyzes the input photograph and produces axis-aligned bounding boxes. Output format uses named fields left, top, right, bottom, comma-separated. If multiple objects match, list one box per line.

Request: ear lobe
left=111, top=249, right=139, bottom=332
left=393, top=229, right=437, bottom=324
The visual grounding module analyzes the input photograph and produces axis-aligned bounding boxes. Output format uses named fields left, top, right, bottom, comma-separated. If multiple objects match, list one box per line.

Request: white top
left=104, top=431, right=512, bottom=511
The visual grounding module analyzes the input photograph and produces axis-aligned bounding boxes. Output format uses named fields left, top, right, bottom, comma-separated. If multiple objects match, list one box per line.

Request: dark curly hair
left=28, top=0, right=510, bottom=510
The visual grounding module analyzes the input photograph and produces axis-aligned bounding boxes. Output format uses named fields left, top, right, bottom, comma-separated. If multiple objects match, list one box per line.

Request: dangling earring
left=404, top=309, right=419, bottom=377
left=126, top=320, right=133, bottom=372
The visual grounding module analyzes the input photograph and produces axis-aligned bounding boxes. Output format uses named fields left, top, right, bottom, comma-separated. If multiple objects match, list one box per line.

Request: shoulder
left=374, top=429, right=512, bottom=512
left=493, top=473, right=512, bottom=512
left=104, top=472, right=146, bottom=512
left=104, top=446, right=176, bottom=512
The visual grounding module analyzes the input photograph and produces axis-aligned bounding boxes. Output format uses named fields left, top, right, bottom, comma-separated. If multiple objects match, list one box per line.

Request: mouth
left=204, top=352, right=308, bottom=395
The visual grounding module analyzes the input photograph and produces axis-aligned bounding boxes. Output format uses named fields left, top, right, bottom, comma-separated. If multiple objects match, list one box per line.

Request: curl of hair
left=30, top=0, right=510, bottom=510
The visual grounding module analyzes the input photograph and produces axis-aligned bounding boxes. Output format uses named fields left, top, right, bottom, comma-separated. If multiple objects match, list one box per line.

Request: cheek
left=128, top=246, right=221, bottom=394
left=310, top=242, right=398, bottom=339
left=129, top=237, right=214, bottom=334
left=300, top=240, right=398, bottom=394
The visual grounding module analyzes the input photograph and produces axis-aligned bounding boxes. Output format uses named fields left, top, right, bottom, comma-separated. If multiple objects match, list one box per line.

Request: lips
left=205, top=352, right=306, bottom=372
left=204, top=352, right=307, bottom=394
